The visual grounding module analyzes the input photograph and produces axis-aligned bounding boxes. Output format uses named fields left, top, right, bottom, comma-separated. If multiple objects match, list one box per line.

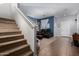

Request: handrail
left=16, top=7, right=36, bottom=29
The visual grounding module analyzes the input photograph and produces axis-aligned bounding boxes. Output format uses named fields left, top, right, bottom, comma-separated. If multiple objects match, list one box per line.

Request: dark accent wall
left=37, top=16, right=54, bottom=36
left=48, top=16, right=54, bottom=36
left=28, top=16, right=54, bottom=36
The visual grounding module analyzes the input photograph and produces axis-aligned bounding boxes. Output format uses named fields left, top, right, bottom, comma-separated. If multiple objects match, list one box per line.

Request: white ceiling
left=19, top=3, right=79, bottom=19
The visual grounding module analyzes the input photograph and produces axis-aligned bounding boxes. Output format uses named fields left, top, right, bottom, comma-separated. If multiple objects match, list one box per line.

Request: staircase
left=0, top=18, right=33, bottom=56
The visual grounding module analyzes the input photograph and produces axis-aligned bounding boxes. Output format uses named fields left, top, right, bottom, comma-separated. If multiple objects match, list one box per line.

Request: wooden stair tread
left=0, top=30, right=21, bottom=33
left=0, top=39, right=26, bottom=46
left=0, top=23, right=17, bottom=26
left=0, top=26, right=17, bottom=29
left=0, top=22, right=18, bottom=29
left=0, top=27, right=17, bottom=29
left=0, top=31, right=21, bottom=36
left=22, top=51, right=33, bottom=56
left=0, top=26, right=17, bottom=28
left=0, top=28, right=19, bottom=31
left=0, top=34, right=23, bottom=39
left=0, top=44, right=28, bottom=56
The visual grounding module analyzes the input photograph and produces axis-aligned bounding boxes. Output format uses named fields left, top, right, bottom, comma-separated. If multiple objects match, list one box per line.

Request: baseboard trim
left=54, top=36, right=72, bottom=38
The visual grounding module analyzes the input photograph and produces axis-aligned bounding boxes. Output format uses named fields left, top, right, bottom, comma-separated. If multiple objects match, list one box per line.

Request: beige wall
left=0, top=3, right=13, bottom=19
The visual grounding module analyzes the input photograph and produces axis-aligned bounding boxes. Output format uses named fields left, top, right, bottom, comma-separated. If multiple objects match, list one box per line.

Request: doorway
left=60, top=21, right=71, bottom=37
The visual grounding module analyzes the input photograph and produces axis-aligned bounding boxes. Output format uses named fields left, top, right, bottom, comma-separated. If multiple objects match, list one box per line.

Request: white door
left=60, top=21, right=70, bottom=36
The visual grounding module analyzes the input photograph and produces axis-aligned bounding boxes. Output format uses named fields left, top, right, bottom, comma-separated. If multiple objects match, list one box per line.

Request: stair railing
left=15, top=7, right=38, bottom=55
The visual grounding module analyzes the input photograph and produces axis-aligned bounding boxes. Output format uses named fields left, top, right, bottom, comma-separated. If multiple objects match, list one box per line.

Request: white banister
left=15, top=7, right=37, bottom=55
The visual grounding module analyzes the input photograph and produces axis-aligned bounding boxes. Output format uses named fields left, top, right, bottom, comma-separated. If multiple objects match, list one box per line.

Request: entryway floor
left=38, top=36, right=79, bottom=56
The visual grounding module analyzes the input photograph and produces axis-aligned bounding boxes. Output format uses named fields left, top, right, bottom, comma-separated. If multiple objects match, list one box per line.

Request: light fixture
left=75, top=19, right=77, bottom=21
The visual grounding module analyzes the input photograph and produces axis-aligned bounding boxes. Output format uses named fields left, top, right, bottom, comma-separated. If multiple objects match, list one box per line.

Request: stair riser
left=28, top=53, right=33, bottom=56
left=0, top=19, right=15, bottom=24
left=0, top=40, right=27, bottom=52
left=0, top=25, right=17, bottom=28
left=0, top=35, right=24, bottom=43
left=7, top=46, right=30, bottom=56
left=0, top=32, right=21, bottom=36
left=0, top=18, right=15, bottom=22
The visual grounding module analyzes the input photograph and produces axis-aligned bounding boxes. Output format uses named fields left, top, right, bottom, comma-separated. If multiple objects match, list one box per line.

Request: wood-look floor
left=38, top=36, right=79, bottom=56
